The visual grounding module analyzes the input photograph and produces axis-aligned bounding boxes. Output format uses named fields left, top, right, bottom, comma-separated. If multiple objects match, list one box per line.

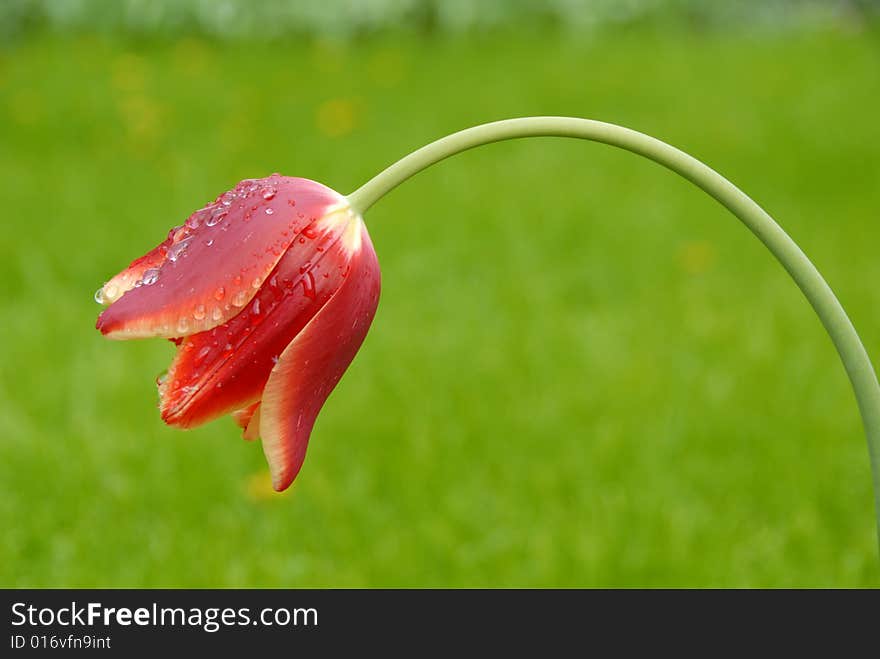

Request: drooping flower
left=95, top=174, right=381, bottom=491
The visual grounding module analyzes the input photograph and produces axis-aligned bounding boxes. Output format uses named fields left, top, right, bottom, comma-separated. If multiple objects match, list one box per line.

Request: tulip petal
left=97, top=176, right=344, bottom=340
left=96, top=236, right=173, bottom=306
left=159, top=206, right=361, bottom=429
left=259, top=218, right=381, bottom=492
left=232, top=401, right=260, bottom=430
left=243, top=405, right=262, bottom=442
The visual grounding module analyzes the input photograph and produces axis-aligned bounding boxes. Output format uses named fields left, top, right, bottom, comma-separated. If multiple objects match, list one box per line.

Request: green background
left=2, top=4, right=880, bottom=586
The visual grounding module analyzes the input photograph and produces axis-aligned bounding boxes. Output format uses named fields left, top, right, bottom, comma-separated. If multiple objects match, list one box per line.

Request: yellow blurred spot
left=117, top=94, right=165, bottom=147
left=9, top=90, right=43, bottom=126
left=173, top=37, right=212, bottom=76
left=243, top=470, right=291, bottom=502
left=677, top=240, right=716, bottom=275
left=112, top=53, right=147, bottom=92
left=220, top=109, right=250, bottom=153
left=111, top=53, right=166, bottom=152
left=367, top=48, right=407, bottom=88
left=316, top=98, right=360, bottom=138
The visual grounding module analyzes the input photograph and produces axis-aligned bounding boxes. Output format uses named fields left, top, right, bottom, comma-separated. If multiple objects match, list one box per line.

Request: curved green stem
left=347, top=116, right=880, bottom=552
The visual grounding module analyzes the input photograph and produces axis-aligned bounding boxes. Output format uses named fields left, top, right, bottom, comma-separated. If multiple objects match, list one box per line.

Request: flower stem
left=347, top=116, right=880, bottom=552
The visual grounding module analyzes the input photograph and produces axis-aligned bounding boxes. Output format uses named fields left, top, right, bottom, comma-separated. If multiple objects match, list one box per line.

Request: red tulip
left=95, top=174, right=381, bottom=491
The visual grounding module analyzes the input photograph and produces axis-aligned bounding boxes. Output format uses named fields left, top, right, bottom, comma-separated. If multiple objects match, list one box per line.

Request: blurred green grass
left=1, top=26, right=879, bottom=586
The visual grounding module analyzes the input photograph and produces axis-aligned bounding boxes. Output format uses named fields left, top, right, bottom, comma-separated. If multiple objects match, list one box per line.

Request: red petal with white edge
left=260, top=218, right=381, bottom=492
left=159, top=207, right=359, bottom=429
left=96, top=234, right=172, bottom=305
left=96, top=175, right=344, bottom=340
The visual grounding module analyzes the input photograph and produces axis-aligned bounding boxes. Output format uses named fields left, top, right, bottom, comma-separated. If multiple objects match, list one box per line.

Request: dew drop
left=206, top=239, right=214, bottom=247
left=168, top=238, right=192, bottom=262
left=231, top=290, right=248, bottom=307
left=301, top=272, right=316, bottom=300
left=193, top=304, right=206, bottom=320
left=233, top=275, right=242, bottom=286
left=214, top=287, right=225, bottom=301
left=94, top=287, right=105, bottom=304
left=303, top=226, right=318, bottom=239
left=251, top=298, right=261, bottom=315
left=177, top=317, right=190, bottom=334
left=140, top=268, right=160, bottom=286
left=265, top=207, right=274, bottom=215
left=196, top=346, right=212, bottom=362
left=261, top=186, right=277, bottom=200
left=251, top=277, right=262, bottom=289
left=211, top=307, right=223, bottom=321
left=206, top=208, right=227, bottom=227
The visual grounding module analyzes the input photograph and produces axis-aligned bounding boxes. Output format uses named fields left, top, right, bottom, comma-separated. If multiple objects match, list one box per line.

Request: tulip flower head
left=96, top=174, right=380, bottom=491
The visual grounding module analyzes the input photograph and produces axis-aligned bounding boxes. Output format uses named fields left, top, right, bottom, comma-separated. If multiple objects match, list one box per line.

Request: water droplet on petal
left=206, top=239, right=214, bottom=247
left=265, top=208, right=274, bottom=215
left=177, top=317, right=190, bottom=334
left=214, top=287, right=225, bottom=301
left=140, top=268, right=160, bottom=286
left=301, top=272, right=316, bottom=300
left=94, top=287, right=106, bottom=304
left=261, top=186, right=277, bottom=200
left=103, top=283, right=119, bottom=302
left=206, top=208, right=227, bottom=227
left=231, top=290, right=248, bottom=307
left=193, top=304, right=206, bottom=320
left=168, top=238, right=192, bottom=262
left=251, top=277, right=262, bottom=289
left=211, top=307, right=223, bottom=321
